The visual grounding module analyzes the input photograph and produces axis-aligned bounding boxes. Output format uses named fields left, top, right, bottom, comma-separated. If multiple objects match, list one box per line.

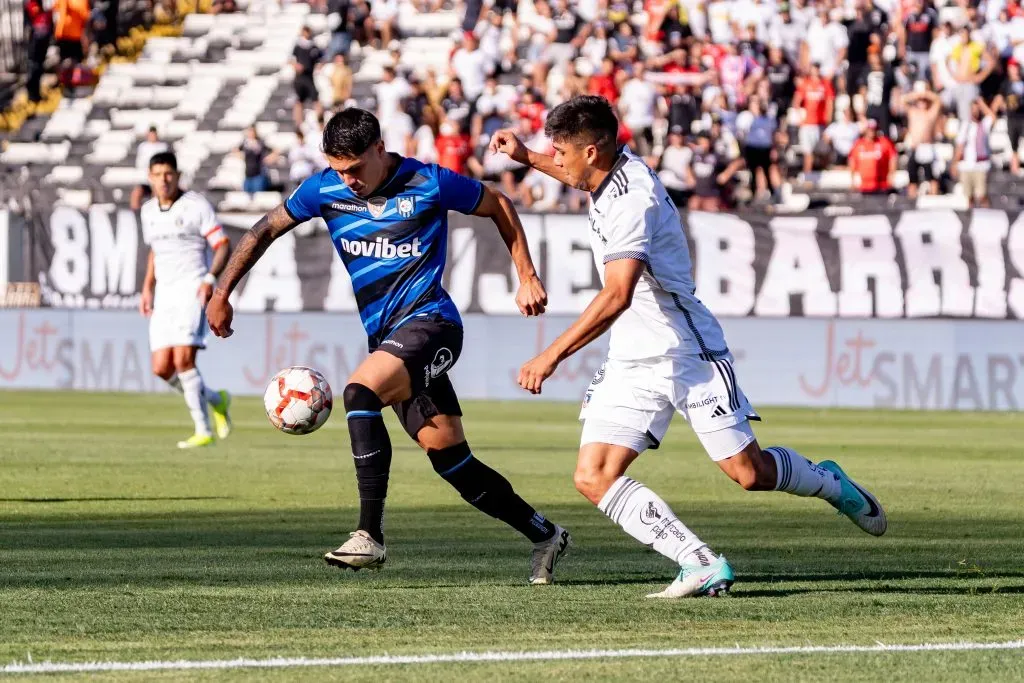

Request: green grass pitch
left=1, top=391, right=1023, bottom=681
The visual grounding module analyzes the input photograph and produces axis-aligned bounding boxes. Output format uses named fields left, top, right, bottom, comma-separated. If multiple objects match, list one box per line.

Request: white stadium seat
left=44, top=166, right=85, bottom=185
left=100, top=167, right=148, bottom=187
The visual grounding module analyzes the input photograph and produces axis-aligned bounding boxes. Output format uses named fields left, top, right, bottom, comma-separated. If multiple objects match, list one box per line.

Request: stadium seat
left=44, top=166, right=85, bottom=185
left=100, top=167, right=148, bottom=187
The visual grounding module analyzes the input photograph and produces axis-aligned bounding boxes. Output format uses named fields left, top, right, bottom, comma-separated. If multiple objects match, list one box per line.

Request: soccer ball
left=264, top=366, right=333, bottom=435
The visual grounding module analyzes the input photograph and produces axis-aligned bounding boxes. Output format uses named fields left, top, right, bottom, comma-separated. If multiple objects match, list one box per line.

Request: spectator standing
left=367, top=0, right=398, bottom=49
left=765, top=46, right=796, bottom=118
left=902, top=0, right=938, bottom=79
left=381, top=104, right=416, bottom=156
left=53, top=0, right=90, bottom=64
left=858, top=50, right=897, bottom=134
left=994, top=60, right=1024, bottom=175
left=619, top=63, right=658, bottom=155
left=238, top=126, right=271, bottom=194
left=24, top=0, right=52, bottom=104
left=847, top=2, right=889, bottom=93
left=769, top=3, right=805, bottom=66
left=435, top=119, right=474, bottom=175
left=848, top=120, right=898, bottom=194
left=823, top=107, right=863, bottom=166
left=288, top=129, right=322, bottom=191
left=947, top=26, right=995, bottom=122
left=588, top=57, right=619, bottom=103
left=328, top=53, right=353, bottom=107
left=414, top=106, right=440, bottom=164
left=131, top=126, right=170, bottom=210
left=440, top=77, right=474, bottom=128
left=903, top=86, right=943, bottom=198
left=325, top=0, right=352, bottom=60
left=804, top=8, right=848, bottom=80
left=793, top=63, right=836, bottom=175
left=658, top=125, right=694, bottom=205
left=291, top=26, right=324, bottom=129
left=374, top=66, right=412, bottom=121
left=953, top=98, right=996, bottom=207
left=451, top=32, right=490, bottom=101
left=735, top=96, right=777, bottom=199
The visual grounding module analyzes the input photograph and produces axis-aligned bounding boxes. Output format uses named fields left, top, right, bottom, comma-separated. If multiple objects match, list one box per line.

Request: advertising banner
left=26, top=206, right=1024, bottom=319
left=1, top=310, right=1021, bottom=411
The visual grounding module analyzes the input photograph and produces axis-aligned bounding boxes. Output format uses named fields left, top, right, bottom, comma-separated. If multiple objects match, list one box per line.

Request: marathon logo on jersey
left=331, top=201, right=366, bottom=213
left=367, top=196, right=387, bottom=218
left=338, top=236, right=423, bottom=259
left=397, top=196, right=415, bottom=218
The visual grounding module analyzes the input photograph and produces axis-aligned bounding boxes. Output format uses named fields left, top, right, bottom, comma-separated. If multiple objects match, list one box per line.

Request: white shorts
left=798, top=125, right=822, bottom=155
left=579, top=354, right=759, bottom=461
left=149, top=289, right=207, bottom=352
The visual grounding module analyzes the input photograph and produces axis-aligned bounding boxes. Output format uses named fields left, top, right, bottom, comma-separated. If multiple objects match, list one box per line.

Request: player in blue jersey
left=206, top=108, right=571, bottom=584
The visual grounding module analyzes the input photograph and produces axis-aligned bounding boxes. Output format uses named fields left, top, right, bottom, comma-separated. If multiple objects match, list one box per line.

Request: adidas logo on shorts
left=711, top=405, right=728, bottom=418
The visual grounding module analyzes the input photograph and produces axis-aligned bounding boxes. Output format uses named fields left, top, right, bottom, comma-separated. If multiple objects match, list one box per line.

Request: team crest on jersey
left=367, top=196, right=387, bottom=218
left=397, top=196, right=415, bottom=218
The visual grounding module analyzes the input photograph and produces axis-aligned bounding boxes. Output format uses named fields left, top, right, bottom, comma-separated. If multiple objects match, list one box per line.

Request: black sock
left=428, top=442, right=556, bottom=543
left=343, top=383, right=392, bottom=544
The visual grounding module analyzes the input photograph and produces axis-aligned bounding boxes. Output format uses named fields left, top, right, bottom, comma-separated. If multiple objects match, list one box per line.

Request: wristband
left=202, top=273, right=217, bottom=286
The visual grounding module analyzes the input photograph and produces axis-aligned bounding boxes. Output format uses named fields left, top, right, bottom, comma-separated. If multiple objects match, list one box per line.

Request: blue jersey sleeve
left=435, top=165, right=485, bottom=215
left=284, top=172, right=322, bottom=222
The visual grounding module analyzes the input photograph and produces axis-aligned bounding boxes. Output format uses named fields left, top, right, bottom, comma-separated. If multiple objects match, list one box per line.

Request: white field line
left=3, top=640, right=1024, bottom=674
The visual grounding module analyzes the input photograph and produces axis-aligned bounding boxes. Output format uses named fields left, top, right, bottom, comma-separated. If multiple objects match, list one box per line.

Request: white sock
left=163, top=374, right=183, bottom=393
left=178, top=368, right=212, bottom=437
left=767, top=446, right=841, bottom=502
left=598, top=476, right=715, bottom=568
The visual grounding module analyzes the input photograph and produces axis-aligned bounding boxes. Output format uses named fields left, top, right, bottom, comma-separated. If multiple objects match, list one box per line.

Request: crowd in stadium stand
left=34, top=0, right=1023, bottom=211
left=257, top=0, right=1024, bottom=211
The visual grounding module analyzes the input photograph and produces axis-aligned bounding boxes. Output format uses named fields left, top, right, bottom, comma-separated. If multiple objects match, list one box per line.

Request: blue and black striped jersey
left=285, top=156, right=484, bottom=347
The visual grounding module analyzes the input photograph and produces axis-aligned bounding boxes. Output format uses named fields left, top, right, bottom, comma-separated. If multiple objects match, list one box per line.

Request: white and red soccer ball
left=264, top=366, right=333, bottom=434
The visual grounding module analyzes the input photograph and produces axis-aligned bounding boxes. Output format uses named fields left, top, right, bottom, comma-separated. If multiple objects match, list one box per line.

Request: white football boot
left=324, top=530, right=387, bottom=571
left=646, top=555, right=735, bottom=599
left=529, top=525, right=571, bottom=585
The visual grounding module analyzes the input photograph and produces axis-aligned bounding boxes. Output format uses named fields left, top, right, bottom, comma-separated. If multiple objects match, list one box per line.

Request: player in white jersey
left=490, top=96, right=886, bottom=598
left=139, top=151, right=233, bottom=449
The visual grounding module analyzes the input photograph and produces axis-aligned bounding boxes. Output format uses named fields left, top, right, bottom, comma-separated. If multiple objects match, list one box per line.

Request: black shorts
left=294, top=76, right=318, bottom=104
left=375, top=316, right=464, bottom=438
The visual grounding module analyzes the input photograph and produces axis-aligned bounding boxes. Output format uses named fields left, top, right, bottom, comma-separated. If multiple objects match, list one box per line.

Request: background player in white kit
left=490, top=96, right=887, bottom=598
left=139, top=151, right=233, bottom=449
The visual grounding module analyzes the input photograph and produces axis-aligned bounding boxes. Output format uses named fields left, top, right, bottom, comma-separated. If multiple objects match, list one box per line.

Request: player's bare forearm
left=142, top=250, right=156, bottom=292
left=213, top=205, right=296, bottom=298
left=547, top=287, right=629, bottom=361
left=526, top=148, right=582, bottom=189
left=544, top=258, right=645, bottom=361
left=474, top=186, right=537, bottom=281
left=208, top=241, right=232, bottom=279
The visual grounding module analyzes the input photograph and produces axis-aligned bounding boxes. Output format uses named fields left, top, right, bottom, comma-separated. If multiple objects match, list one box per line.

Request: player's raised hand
left=206, top=292, right=234, bottom=338
left=516, top=274, right=548, bottom=317
left=518, top=351, right=559, bottom=395
left=488, top=129, right=530, bottom=165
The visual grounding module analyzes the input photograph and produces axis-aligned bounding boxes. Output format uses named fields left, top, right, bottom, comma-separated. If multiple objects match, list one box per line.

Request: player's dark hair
left=322, top=108, right=381, bottom=159
left=148, top=151, right=178, bottom=171
left=544, top=95, right=618, bottom=153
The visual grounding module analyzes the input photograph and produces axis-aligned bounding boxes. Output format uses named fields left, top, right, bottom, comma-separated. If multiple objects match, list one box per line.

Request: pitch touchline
left=4, top=641, right=1023, bottom=674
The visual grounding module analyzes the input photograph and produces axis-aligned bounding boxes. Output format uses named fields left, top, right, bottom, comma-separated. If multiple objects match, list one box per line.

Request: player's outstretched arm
left=206, top=204, right=297, bottom=337
left=488, top=129, right=580, bottom=189
left=518, top=258, right=645, bottom=394
left=473, top=185, right=547, bottom=316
